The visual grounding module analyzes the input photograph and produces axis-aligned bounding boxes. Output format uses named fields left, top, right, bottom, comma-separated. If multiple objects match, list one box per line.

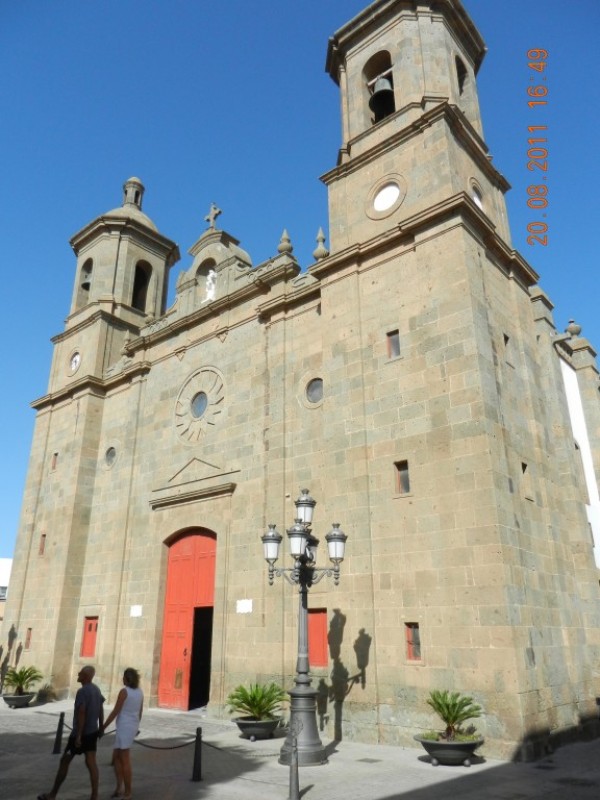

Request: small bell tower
left=68, top=177, right=179, bottom=322
left=322, top=0, right=511, bottom=252
left=46, top=179, right=179, bottom=395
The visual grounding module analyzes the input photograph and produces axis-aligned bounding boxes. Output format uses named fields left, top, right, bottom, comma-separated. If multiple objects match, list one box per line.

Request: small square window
left=387, top=329, right=400, bottom=359
left=395, top=460, right=410, bottom=494
left=405, top=622, right=421, bottom=661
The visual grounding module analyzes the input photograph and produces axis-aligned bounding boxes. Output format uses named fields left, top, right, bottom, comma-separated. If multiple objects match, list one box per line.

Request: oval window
left=190, top=391, right=208, bottom=419
left=373, top=183, right=400, bottom=212
left=306, top=378, right=323, bottom=404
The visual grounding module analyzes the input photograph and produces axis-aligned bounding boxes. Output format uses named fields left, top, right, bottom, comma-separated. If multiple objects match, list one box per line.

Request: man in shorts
left=38, top=665, right=105, bottom=800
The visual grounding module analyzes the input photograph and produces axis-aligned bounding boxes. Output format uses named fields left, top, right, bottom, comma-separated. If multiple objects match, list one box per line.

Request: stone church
left=3, top=0, right=600, bottom=759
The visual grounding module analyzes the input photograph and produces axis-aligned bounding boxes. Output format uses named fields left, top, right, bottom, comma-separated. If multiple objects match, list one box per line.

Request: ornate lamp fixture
left=261, top=489, right=347, bottom=766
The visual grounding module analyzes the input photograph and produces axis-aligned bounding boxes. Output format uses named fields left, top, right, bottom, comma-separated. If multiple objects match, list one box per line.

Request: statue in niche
left=203, top=269, right=217, bottom=302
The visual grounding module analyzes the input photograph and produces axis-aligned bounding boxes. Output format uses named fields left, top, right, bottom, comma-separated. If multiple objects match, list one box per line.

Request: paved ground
left=1, top=698, right=600, bottom=800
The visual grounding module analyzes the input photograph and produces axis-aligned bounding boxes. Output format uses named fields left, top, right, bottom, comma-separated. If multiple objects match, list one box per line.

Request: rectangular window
left=386, top=329, right=400, bottom=359
left=0, top=586, right=7, bottom=601
left=394, top=460, right=410, bottom=494
left=81, top=616, right=99, bottom=658
left=521, top=461, right=534, bottom=501
left=308, top=608, right=328, bottom=667
left=39, top=533, right=47, bottom=555
left=503, top=333, right=515, bottom=367
left=51, top=452, right=59, bottom=471
left=405, top=622, right=421, bottom=661
left=25, top=628, right=32, bottom=650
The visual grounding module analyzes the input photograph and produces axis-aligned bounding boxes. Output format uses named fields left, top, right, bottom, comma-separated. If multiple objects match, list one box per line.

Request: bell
left=369, top=76, right=395, bottom=122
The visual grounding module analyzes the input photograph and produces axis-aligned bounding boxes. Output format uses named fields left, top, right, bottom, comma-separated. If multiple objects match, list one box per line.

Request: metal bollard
left=52, top=712, right=65, bottom=754
left=288, top=734, right=300, bottom=800
left=191, top=726, right=202, bottom=782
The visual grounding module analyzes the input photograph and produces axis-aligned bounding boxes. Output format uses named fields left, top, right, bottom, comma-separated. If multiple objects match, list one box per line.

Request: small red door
left=158, top=532, right=216, bottom=709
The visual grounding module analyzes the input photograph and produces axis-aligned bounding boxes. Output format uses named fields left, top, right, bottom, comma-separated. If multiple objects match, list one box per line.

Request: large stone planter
left=2, top=693, right=35, bottom=709
left=414, top=734, right=484, bottom=766
left=233, top=717, right=281, bottom=741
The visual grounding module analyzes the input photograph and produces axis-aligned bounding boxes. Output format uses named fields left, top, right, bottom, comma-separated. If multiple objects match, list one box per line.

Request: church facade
left=4, top=0, right=600, bottom=759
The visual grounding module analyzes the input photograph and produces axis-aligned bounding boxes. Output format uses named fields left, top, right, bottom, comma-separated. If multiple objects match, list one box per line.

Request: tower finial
left=205, top=202, right=222, bottom=230
left=122, top=177, right=145, bottom=210
left=566, top=319, right=582, bottom=338
left=313, top=227, right=329, bottom=261
left=278, top=229, right=293, bottom=254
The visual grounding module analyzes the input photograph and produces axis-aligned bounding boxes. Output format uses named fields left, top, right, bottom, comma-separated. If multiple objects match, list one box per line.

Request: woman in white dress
left=102, top=668, right=143, bottom=799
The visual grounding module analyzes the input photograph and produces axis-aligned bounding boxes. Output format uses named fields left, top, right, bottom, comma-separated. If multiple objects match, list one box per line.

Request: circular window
left=470, top=180, right=484, bottom=210
left=105, top=447, right=117, bottom=467
left=69, top=351, right=81, bottom=374
left=366, top=173, right=407, bottom=220
left=373, top=183, right=400, bottom=212
left=191, top=391, right=208, bottom=419
left=306, top=378, right=323, bottom=404
left=175, top=367, right=225, bottom=444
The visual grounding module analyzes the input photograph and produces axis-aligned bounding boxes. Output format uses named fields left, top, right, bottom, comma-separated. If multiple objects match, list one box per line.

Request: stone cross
left=204, top=202, right=222, bottom=229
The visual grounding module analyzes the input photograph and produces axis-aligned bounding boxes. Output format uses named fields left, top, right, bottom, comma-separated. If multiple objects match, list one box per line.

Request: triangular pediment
left=150, top=458, right=240, bottom=510
left=167, top=457, right=226, bottom=486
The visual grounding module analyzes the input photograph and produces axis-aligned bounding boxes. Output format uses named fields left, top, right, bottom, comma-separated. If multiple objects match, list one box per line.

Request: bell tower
left=46, top=179, right=180, bottom=396
left=69, top=177, right=179, bottom=321
left=322, top=0, right=511, bottom=252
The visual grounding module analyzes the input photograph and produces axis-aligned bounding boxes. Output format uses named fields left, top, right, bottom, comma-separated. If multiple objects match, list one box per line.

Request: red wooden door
left=158, top=533, right=216, bottom=709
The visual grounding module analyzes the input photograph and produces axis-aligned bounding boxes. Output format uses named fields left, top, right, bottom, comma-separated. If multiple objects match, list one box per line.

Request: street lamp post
left=261, top=489, right=348, bottom=766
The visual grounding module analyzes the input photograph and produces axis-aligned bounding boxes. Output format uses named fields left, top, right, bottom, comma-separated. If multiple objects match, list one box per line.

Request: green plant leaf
left=426, top=689, right=482, bottom=739
left=3, top=666, right=44, bottom=695
left=226, top=682, right=287, bottom=720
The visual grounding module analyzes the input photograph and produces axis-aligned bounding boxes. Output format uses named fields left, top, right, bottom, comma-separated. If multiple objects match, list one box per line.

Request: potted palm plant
left=227, top=682, right=287, bottom=740
left=414, top=689, right=484, bottom=766
left=2, top=665, right=44, bottom=708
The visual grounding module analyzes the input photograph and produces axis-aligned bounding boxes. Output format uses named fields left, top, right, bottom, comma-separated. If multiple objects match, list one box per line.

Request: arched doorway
left=158, top=530, right=216, bottom=710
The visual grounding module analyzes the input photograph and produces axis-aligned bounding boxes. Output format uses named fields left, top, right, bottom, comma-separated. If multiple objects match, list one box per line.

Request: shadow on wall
left=316, top=608, right=373, bottom=742
left=513, top=711, right=600, bottom=762
left=310, top=613, right=600, bottom=761
left=0, top=624, right=19, bottom=692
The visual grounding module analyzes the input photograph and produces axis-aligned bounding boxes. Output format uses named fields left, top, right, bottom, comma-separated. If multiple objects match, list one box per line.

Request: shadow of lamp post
left=261, top=489, right=348, bottom=766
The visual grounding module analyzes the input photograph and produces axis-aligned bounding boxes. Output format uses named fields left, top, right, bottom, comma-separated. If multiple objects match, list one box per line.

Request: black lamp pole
left=261, top=490, right=347, bottom=766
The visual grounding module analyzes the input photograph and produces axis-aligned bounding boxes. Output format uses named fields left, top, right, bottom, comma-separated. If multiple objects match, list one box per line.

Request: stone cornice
left=326, top=0, right=486, bottom=82
left=31, top=361, right=152, bottom=411
left=308, top=192, right=538, bottom=289
left=150, top=481, right=237, bottom=510
left=70, top=215, right=180, bottom=265
left=126, top=257, right=300, bottom=352
left=51, top=306, right=142, bottom=344
left=256, top=280, right=321, bottom=322
left=321, top=102, right=509, bottom=193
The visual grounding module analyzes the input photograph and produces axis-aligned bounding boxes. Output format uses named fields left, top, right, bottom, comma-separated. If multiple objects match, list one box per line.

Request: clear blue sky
left=1, top=1, right=598, bottom=559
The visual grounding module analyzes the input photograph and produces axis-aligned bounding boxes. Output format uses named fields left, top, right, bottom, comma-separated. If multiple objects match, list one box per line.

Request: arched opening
left=158, top=529, right=216, bottom=710
left=364, top=51, right=395, bottom=124
left=76, top=258, right=93, bottom=309
left=195, top=257, right=216, bottom=284
left=131, top=260, right=152, bottom=312
left=455, top=56, right=468, bottom=95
